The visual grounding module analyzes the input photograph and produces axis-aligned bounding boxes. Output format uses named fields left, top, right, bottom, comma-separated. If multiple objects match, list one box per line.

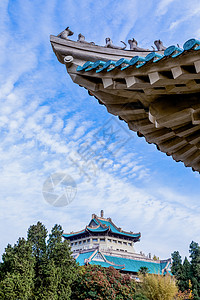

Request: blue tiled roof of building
left=76, top=250, right=94, bottom=265
left=75, top=250, right=171, bottom=275
left=63, top=214, right=140, bottom=240
left=90, top=260, right=123, bottom=269
left=76, top=38, right=200, bottom=73
left=104, top=255, right=161, bottom=274
left=87, top=226, right=109, bottom=232
left=98, top=219, right=140, bottom=238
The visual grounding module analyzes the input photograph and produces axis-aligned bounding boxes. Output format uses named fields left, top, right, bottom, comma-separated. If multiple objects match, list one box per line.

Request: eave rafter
left=51, top=34, right=200, bottom=172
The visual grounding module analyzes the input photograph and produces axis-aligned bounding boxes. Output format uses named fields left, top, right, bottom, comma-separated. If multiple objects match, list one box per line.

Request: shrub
left=137, top=274, right=178, bottom=300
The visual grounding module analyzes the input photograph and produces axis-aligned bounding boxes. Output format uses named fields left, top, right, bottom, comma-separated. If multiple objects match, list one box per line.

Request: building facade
left=63, top=211, right=171, bottom=277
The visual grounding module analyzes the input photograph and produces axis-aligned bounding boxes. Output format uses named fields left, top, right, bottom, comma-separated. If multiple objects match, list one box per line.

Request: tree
left=27, top=221, right=49, bottom=298
left=137, top=273, right=178, bottom=300
left=0, top=222, right=78, bottom=300
left=180, top=257, right=192, bottom=291
left=71, top=265, right=135, bottom=300
left=153, top=255, right=159, bottom=261
left=0, top=238, right=35, bottom=299
left=47, top=224, right=78, bottom=299
left=189, top=241, right=200, bottom=300
left=138, top=267, right=150, bottom=276
left=171, top=251, right=184, bottom=291
left=171, top=251, right=182, bottom=275
left=134, top=292, right=149, bottom=300
left=27, top=221, right=48, bottom=260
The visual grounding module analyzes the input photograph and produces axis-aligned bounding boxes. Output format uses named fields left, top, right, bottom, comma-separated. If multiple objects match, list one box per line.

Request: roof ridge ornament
left=154, top=39, right=167, bottom=51
left=55, top=27, right=169, bottom=53
left=105, top=37, right=127, bottom=50
left=57, top=26, right=74, bottom=39
left=77, top=33, right=95, bottom=45
left=128, top=38, right=149, bottom=51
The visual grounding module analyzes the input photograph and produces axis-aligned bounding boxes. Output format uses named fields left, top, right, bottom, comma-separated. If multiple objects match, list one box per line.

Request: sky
left=1, top=0, right=200, bottom=261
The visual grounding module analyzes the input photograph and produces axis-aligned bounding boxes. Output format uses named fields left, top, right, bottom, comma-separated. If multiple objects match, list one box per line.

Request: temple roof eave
left=51, top=34, right=200, bottom=173
left=50, top=35, right=156, bottom=65
left=63, top=230, right=141, bottom=241
left=63, top=215, right=141, bottom=240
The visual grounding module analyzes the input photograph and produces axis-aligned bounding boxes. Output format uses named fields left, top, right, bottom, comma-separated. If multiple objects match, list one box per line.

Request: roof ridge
left=63, top=228, right=85, bottom=235
left=93, top=250, right=125, bottom=269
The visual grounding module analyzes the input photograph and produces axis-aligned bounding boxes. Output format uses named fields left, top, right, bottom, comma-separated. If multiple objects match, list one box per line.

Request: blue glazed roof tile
left=76, top=38, right=200, bottom=73
left=76, top=251, right=171, bottom=275
left=104, top=255, right=161, bottom=274
left=76, top=250, right=94, bottom=265
left=63, top=215, right=140, bottom=239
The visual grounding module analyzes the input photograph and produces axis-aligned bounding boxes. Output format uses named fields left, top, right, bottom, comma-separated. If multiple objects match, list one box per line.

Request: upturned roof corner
left=51, top=28, right=200, bottom=172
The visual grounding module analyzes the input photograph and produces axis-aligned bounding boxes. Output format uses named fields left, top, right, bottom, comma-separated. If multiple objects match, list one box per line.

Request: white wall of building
left=70, top=235, right=135, bottom=254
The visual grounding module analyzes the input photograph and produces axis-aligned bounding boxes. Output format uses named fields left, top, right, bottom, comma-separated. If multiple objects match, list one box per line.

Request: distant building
left=63, top=210, right=171, bottom=278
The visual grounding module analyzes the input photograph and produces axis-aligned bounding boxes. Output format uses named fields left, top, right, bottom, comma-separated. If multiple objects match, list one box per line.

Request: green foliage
left=0, top=222, right=78, bottom=299
left=138, top=267, right=150, bottom=276
left=175, top=288, right=193, bottom=299
left=171, top=251, right=182, bottom=275
left=134, top=292, right=149, bottom=300
left=0, top=238, right=35, bottom=299
left=171, top=241, right=200, bottom=299
left=71, top=264, right=135, bottom=300
left=27, top=221, right=48, bottom=260
left=137, top=274, right=178, bottom=300
left=153, top=255, right=159, bottom=261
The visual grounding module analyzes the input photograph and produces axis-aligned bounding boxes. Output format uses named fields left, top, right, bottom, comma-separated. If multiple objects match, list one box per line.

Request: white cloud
left=1, top=0, right=200, bottom=263
left=155, top=0, right=174, bottom=16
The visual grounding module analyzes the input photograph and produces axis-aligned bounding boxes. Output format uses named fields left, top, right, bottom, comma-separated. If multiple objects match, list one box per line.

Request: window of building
left=123, top=242, right=127, bottom=245
left=118, top=241, right=122, bottom=244
left=113, top=240, right=117, bottom=243
left=92, top=238, right=98, bottom=242
left=87, top=239, right=90, bottom=242
left=79, top=241, right=82, bottom=244
left=128, top=242, right=132, bottom=246
left=71, top=243, right=73, bottom=246
left=108, top=239, right=111, bottom=242
left=75, top=242, right=77, bottom=245
left=100, top=238, right=105, bottom=242
left=83, top=240, right=86, bottom=243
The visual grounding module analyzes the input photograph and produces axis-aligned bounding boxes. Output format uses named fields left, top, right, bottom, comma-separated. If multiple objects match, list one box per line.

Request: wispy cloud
left=1, top=0, right=200, bottom=261
left=155, top=0, right=174, bottom=16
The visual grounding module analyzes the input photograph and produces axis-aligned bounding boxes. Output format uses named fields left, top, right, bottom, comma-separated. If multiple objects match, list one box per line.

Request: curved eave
left=86, top=227, right=109, bottom=233
left=50, top=35, right=157, bottom=65
left=63, top=229, right=86, bottom=239
left=51, top=35, right=200, bottom=172
left=108, top=231, right=141, bottom=242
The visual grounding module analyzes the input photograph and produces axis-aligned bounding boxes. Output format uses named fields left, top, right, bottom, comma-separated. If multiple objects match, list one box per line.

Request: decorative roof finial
left=154, top=40, right=166, bottom=51
left=105, top=38, right=127, bottom=50
left=77, top=33, right=95, bottom=45
left=100, top=210, right=104, bottom=218
left=57, top=27, right=74, bottom=40
left=128, top=38, right=149, bottom=51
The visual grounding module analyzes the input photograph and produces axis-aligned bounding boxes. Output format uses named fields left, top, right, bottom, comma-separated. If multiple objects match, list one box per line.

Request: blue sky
left=1, top=0, right=200, bottom=260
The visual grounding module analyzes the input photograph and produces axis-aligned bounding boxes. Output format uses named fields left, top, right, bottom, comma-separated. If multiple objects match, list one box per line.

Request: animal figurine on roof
left=128, top=38, right=149, bottom=51
left=77, top=33, right=95, bottom=45
left=154, top=40, right=166, bottom=51
left=57, top=27, right=74, bottom=39
left=105, top=38, right=127, bottom=50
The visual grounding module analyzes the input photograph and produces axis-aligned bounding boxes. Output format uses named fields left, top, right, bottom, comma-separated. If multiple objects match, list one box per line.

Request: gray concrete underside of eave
left=50, top=36, right=200, bottom=172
